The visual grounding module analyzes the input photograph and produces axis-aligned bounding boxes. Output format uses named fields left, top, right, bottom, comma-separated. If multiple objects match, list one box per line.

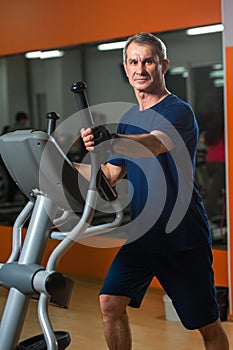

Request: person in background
left=10, top=111, right=29, bottom=131
left=77, top=32, right=229, bottom=350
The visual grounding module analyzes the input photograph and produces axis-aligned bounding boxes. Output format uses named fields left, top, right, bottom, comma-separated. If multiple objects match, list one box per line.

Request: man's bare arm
left=81, top=127, right=173, bottom=158
left=73, top=162, right=126, bottom=186
left=115, top=130, right=173, bottom=158
left=73, top=162, right=92, bottom=182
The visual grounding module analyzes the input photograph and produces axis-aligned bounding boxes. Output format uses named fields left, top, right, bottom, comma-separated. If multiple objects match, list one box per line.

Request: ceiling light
left=25, top=50, right=64, bottom=59
left=213, top=79, right=224, bottom=87
left=170, top=66, right=186, bottom=75
left=186, top=24, right=224, bottom=36
left=212, top=63, right=223, bottom=70
left=97, top=41, right=127, bottom=51
left=25, top=51, right=41, bottom=59
left=40, top=50, right=64, bottom=59
left=209, top=70, right=224, bottom=79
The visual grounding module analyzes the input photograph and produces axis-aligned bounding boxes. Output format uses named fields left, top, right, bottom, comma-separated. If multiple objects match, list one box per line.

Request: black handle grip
left=46, top=112, right=60, bottom=136
left=71, top=82, right=94, bottom=129
left=71, top=81, right=87, bottom=94
left=71, top=81, right=118, bottom=202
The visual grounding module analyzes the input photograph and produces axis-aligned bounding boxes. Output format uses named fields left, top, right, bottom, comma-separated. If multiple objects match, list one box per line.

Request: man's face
left=124, top=42, right=168, bottom=94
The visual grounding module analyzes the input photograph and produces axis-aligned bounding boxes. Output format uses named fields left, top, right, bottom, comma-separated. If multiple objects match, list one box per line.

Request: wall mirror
left=0, top=28, right=226, bottom=251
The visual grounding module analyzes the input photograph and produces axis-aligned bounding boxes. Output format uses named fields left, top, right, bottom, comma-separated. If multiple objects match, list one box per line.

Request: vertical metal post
left=0, top=195, right=57, bottom=350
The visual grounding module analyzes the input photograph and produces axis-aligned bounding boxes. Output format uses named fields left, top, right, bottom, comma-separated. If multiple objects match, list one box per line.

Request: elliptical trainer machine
left=0, top=82, right=123, bottom=349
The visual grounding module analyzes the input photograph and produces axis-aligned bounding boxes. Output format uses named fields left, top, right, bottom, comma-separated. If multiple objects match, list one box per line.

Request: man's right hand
left=81, top=125, right=118, bottom=152
left=80, top=128, right=95, bottom=152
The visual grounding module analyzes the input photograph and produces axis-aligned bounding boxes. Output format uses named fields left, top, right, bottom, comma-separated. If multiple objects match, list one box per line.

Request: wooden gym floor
left=0, top=275, right=233, bottom=349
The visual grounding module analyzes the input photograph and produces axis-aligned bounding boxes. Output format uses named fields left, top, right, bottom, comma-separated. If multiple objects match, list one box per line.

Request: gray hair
left=123, top=32, right=167, bottom=64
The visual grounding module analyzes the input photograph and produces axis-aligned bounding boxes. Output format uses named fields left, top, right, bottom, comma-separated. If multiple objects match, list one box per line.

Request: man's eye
left=145, top=59, right=153, bottom=65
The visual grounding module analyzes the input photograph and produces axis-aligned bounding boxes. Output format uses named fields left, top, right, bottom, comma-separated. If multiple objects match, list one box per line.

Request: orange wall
left=0, top=225, right=228, bottom=289
left=0, top=0, right=221, bottom=56
left=225, top=46, right=233, bottom=250
left=225, top=46, right=233, bottom=313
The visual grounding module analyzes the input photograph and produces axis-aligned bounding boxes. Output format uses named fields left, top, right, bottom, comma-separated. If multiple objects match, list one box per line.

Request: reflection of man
left=78, top=33, right=229, bottom=349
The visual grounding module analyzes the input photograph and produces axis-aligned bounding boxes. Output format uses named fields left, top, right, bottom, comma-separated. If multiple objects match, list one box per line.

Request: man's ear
left=123, top=63, right=128, bottom=77
left=162, top=59, right=169, bottom=74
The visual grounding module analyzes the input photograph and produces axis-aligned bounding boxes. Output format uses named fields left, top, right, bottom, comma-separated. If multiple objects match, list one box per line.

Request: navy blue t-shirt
left=109, top=94, right=211, bottom=252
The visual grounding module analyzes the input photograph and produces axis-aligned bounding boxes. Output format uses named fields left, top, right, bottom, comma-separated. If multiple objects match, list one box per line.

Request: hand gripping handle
left=71, top=81, right=117, bottom=201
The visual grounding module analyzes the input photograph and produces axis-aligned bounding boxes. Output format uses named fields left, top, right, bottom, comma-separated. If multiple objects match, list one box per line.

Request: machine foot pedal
left=16, top=331, right=71, bottom=349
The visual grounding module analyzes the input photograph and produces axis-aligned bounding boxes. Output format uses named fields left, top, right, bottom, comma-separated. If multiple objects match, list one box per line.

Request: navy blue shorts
left=99, top=244, right=220, bottom=330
